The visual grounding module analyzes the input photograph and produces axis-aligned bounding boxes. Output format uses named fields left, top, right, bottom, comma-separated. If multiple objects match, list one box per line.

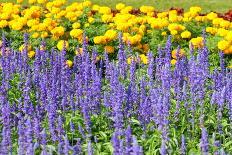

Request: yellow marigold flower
left=92, top=5, right=100, bottom=11
left=66, top=60, right=73, bottom=68
left=218, top=40, right=230, bottom=51
left=120, top=6, right=133, bottom=14
left=41, top=31, right=48, bottom=38
left=116, top=3, right=126, bottom=10
left=82, top=0, right=92, bottom=7
left=140, top=6, right=155, bottom=13
left=139, top=54, right=148, bottom=64
left=57, top=40, right=69, bottom=51
left=220, top=20, right=230, bottom=29
left=181, top=31, right=191, bottom=39
left=88, top=17, right=94, bottom=23
left=99, top=7, right=111, bottom=14
left=171, top=59, right=177, bottom=65
left=72, top=22, right=81, bottom=29
left=206, top=27, right=218, bottom=35
left=228, top=65, right=232, bottom=68
left=32, top=32, right=39, bottom=39
left=94, top=36, right=107, bottom=44
left=206, top=12, right=217, bottom=20
left=37, top=0, right=47, bottom=4
left=171, top=30, right=178, bottom=35
left=0, top=20, right=8, bottom=28
left=161, top=31, right=167, bottom=36
left=172, top=49, right=185, bottom=59
left=189, top=6, right=202, bottom=13
left=217, top=28, right=228, bottom=37
left=51, top=26, right=65, bottom=38
left=104, top=30, right=117, bottom=41
left=225, top=31, right=232, bottom=41
left=28, top=51, right=35, bottom=58
left=11, top=22, right=23, bottom=31
left=101, top=14, right=113, bottom=23
left=104, top=46, right=114, bottom=54
left=70, top=29, right=83, bottom=38
left=190, top=37, right=204, bottom=48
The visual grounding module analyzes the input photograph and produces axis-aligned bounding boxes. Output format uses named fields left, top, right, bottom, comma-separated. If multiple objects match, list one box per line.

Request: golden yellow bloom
left=171, top=30, right=178, bottom=35
left=189, top=6, right=202, bottom=13
left=217, top=28, right=228, bottom=37
left=51, top=26, right=65, bottom=38
left=190, top=37, right=204, bottom=48
left=116, top=3, right=126, bottom=10
left=101, top=14, right=113, bottom=23
left=161, top=31, right=167, bottom=36
left=70, top=29, right=83, bottom=38
left=37, top=0, right=47, bottom=4
left=139, top=54, right=148, bottom=64
left=171, top=59, right=177, bottom=65
left=218, top=40, right=230, bottom=51
left=0, top=20, right=8, bottom=28
left=181, top=31, right=191, bottom=39
left=41, top=31, right=48, bottom=38
left=92, top=5, right=100, bottom=11
left=99, top=7, right=111, bottom=14
left=140, top=6, right=155, bottom=13
left=104, top=30, right=117, bottom=41
left=88, top=17, right=94, bottom=23
left=104, top=46, right=114, bottom=54
left=28, top=50, right=36, bottom=58
left=94, top=36, right=107, bottom=44
left=57, top=40, right=69, bottom=51
left=32, top=32, right=39, bottom=39
left=225, top=31, right=232, bottom=41
left=206, top=12, right=217, bottom=20
left=66, top=60, right=73, bottom=68
left=72, top=22, right=81, bottom=29
left=206, top=27, right=218, bottom=35
left=172, top=49, right=185, bottom=59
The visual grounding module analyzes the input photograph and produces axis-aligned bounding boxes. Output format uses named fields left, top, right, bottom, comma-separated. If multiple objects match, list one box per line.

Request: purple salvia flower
left=25, top=117, right=34, bottom=155
left=33, top=115, right=41, bottom=143
left=112, top=130, right=121, bottom=155
left=64, top=135, right=70, bottom=155
left=17, top=116, right=25, bottom=155
left=200, top=127, right=209, bottom=155
left=117, top=33, right=127, bottom=78
left=41, top=129, right=48, bottom=155
left=219, top=51, right=225, bottom=74
left=87, top=140, right=93, bottom=155
left=125, top=126, right=132, bottom=154
left=160, top=139, right=167, bottom=155
left=72, top=138, right=81, bottom=155
left=147, top=51, right=154, bottom=83
left=180, top=134, right=186, bottom=155
left=0, top=102, right=12, bottom=154
left=132, top=136, right=143, bottom=155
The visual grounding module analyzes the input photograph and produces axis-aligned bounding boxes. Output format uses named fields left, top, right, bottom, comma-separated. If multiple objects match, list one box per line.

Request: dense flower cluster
left=0, top=0, right=232, bottom=68
left=0, top=33, right=231, bottom=154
